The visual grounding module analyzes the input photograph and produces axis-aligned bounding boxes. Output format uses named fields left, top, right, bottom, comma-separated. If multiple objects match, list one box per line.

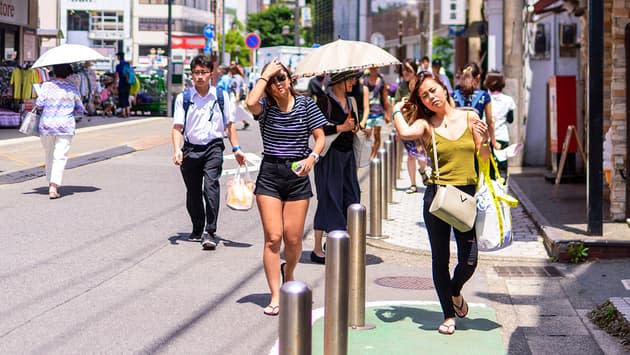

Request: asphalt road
left=0, top=126, right=320, bottom=354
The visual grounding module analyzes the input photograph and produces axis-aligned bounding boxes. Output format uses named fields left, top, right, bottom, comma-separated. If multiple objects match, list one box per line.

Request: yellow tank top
left=426, top=124, right=478, bottom=186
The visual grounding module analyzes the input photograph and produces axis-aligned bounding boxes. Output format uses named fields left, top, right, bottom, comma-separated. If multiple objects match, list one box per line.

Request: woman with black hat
left=310, top=71, right=360, bottom=264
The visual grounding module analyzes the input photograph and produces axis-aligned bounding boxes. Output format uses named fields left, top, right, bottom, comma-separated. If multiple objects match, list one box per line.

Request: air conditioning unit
left=559, top=24, right=577, bottom=47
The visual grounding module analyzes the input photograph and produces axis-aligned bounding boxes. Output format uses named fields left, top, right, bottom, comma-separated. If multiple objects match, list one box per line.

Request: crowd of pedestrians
left=35, top=50, right=516, bottom=335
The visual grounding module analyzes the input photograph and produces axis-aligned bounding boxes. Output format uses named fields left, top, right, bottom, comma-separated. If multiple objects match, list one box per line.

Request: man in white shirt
left=172, top=55, right=246, bottom=250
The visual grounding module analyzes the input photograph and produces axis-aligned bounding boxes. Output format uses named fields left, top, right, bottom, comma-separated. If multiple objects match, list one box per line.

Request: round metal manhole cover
left=374, top=276, right=434, bottom=290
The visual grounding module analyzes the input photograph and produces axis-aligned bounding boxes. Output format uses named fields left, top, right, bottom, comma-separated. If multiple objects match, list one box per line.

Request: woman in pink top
left=36, top=64, right=85, bottom=199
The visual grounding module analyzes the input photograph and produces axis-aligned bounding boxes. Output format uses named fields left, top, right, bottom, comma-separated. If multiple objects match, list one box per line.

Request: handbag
left=475, top=154, right=519, bottom=251
left=226, top=165, right=255, bottom=211
left=427, top=127, right=477, bottom=232
left=19, top=107, right=40, bottom=136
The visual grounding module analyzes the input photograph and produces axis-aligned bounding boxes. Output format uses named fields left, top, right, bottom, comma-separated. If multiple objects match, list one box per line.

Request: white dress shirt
left=173, top=86, right=234, bottom=145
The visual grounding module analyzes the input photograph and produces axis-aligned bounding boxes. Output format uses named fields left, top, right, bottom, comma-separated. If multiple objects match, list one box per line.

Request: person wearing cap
left=431, top=59, right=454, bottom=96
left=310, top=71, right=361, bottom=264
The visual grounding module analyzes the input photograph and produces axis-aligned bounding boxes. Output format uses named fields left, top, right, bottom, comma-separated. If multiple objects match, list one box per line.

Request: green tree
left=247, top=4, right=311, bottom=47
left=220, top=19, right=250, bottom=66
left=432, top=36, right=454, bottom=73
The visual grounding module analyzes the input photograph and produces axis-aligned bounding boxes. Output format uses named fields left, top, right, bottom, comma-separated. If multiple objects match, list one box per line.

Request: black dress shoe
left=310, top=251, right=325, bottom=264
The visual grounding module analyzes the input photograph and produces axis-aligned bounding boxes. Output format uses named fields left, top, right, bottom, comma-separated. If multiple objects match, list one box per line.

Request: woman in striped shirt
left=246, top=59, right=327, bottom=316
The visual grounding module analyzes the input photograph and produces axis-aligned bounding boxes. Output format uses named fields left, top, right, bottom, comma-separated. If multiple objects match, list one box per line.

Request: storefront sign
left=440, top=0, right=465, bottom=26
left=172, top=35, right=206, bottom=49
left=0, top=0, right=27, bottom=26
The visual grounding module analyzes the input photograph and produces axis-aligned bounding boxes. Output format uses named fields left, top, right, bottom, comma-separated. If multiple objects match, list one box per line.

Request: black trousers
left=423, top=184, right=478, bottom=319
left=180, top=139, right=224, bottom=234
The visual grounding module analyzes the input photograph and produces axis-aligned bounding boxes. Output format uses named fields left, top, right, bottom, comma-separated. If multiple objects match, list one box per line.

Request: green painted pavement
left=311, top=302, right=504, bottom=355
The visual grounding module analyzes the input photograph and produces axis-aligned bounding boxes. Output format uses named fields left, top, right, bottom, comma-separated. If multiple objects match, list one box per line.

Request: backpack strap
left=453, top=90, right=465, bottom=107
left=216, top=86, right=228, bottom=127
left=182, top=88, right=192, bottom=142
left=470, top=90, right=483, bottom=111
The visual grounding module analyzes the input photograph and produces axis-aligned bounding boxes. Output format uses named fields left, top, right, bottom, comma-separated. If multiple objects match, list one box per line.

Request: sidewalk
left=2, top=119, right=628, bottom=354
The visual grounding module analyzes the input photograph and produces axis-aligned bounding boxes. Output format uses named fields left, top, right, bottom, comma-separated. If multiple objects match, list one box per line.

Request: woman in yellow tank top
left=392, top=71, right=491, bottom=335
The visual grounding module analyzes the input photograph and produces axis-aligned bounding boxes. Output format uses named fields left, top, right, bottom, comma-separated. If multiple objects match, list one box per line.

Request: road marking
left=222, top=152, right=261, bottom=176
left=622, top=279, right=630, bottom=290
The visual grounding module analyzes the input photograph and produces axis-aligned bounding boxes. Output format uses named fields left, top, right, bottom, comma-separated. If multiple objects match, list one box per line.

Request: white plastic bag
left=475, top=156, right=518, bottom=251
left=353, top=130, right=373, bottom=168
left=226, top=165, right=255, bottom=211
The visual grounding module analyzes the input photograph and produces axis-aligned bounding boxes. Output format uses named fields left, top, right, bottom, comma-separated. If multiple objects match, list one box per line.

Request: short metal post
left=279, top=281, right=312, bottom=355
left=347, top=204, right=376, bottom=330
left=384, top=140, right=394, bottom=203
left=368, top=158, right=382, bottom=239
left=389, top=130, right=399, bottom=179
left=395, top=131, right=403, bottom=179
left=324, top=231, right=349, bottom=355
left=377, top=148, right=388, bottom=219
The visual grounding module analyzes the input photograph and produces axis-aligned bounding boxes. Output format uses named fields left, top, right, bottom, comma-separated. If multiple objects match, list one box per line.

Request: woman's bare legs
left=257, top=195, right=284, bottom=309
left=370, top=126, right=382, bottom=159
left=257, top=195, right=309, bottom=312
left=282, top=199, right=309, bottom=281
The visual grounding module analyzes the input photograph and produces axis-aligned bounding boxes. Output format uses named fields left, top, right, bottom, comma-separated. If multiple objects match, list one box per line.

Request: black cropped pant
left=423, top=184, right=478, bottom=319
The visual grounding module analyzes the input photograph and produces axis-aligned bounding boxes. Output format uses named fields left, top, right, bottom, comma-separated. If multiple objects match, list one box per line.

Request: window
left=68, top=11, right=89, bottom=31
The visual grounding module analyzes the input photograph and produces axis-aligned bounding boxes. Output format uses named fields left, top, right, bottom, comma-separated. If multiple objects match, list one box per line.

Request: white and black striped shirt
left=255, top=95, right=327, bottom=158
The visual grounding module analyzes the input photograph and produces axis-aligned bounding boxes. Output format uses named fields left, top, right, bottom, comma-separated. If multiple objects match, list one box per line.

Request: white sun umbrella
left=294, top=39, right=401, bottom=77
left=31, top=44, right=106, bottom=68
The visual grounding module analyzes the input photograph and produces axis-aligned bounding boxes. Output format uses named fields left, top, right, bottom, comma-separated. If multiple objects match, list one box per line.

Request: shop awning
left=36, top=29, right=59, bottom=37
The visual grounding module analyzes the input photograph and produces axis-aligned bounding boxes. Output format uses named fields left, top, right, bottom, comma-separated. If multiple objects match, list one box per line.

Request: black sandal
left=453, top=297, right=469, bottom=318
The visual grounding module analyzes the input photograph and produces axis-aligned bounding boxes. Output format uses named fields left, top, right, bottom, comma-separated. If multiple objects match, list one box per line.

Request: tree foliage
left=221, top=19, right=250, bottom=66
left=246, top=4, right=312, bottom=48
left=432, top=36, right=454, bottom=72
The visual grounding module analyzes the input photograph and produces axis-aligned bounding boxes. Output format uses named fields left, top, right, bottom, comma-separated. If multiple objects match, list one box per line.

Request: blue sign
left=244, top=33, right=261, bottom=50
left=204, top=24, right=215, bottom=39
left=448, top=25, right=466, bottom=37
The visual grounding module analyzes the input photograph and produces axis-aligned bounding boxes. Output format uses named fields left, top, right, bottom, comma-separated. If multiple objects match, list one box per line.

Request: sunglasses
left=271, top=73, right=287, bottom=84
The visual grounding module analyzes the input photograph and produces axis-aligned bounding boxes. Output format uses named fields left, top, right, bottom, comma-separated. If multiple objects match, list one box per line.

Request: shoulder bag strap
left=431, top=126, right=440, bottom=185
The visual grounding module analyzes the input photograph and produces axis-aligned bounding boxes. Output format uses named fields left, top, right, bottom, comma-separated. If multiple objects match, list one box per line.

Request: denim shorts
left=366, top=114, right=385, bottom=128
left=254, top=156, right=313, bottom=201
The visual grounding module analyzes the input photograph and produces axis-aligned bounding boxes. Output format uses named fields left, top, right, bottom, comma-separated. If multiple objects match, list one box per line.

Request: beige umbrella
left=32, top=44, right=106, bottom=68
left=294, top=39, right=401, bottom=77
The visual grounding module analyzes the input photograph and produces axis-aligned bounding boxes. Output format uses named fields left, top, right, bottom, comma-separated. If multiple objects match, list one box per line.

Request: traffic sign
left=244, top=32, right=261, bottom=50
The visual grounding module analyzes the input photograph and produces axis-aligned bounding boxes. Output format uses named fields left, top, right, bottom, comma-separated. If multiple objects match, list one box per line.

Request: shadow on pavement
left=374, top=305, right=501, bottom=332
left=236, top=293, right=269, bottom=308
left=24, top=185, right=101, bottom=196
left=297, top=250, right=383, bottom=265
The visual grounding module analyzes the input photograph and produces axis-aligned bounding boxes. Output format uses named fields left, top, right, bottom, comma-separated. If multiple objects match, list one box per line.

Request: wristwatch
left=309, top=152, right=320, bottom=163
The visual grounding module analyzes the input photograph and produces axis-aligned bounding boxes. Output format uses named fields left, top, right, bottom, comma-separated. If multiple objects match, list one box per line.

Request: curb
left=510, top=178, right=630, bottom=261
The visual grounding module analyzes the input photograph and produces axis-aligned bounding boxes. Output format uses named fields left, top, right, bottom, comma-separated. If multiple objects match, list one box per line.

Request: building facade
left=0, top=0, right=39, bottom=64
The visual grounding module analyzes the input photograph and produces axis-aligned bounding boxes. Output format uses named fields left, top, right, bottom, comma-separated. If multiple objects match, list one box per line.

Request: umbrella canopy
left=295, top=39, right=401, bottom=77
left=32, top=44, right=106, bottom=68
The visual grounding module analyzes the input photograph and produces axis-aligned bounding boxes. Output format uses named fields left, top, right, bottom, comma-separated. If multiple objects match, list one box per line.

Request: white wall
left=522, top=12, right=579, bottom=166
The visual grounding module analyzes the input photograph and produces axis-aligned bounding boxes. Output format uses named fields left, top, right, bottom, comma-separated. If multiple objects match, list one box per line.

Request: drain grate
left=375, top=276, right=434, bottom=290
left=494, top=266, right=563, bottom=277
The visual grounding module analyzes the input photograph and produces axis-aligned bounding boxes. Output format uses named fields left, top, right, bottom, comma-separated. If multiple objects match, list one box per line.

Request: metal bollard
left=384, top=139, right=394, bottom=203
left=389, top=130, right=398, bottom=181
left=279, top=281, right=312, bottom=355
left=377, top=148, right=388, bottom=219
left=397, top=137, right=404, bottom=179
left=347, top=204, right=376, bottom=330
left=368, top=158, right=382, bottom=239
left=324, top=231, right=349, bottom=355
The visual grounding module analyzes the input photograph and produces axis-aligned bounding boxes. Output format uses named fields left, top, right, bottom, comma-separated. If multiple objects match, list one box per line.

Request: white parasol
left=294, top=39, right=401, bottom=77
left=32, top=44, right=106, bottom=68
